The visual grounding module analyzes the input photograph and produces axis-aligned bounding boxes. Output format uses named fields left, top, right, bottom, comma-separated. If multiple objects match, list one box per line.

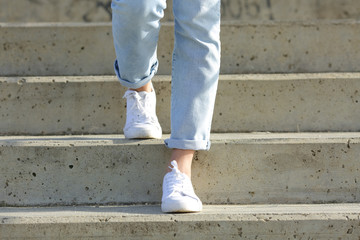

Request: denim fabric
left=112, top=0, right=221, bottom=150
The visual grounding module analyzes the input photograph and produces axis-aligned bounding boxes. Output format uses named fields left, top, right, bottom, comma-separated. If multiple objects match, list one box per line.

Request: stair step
left=1, top=0, right=360, bottom=22
left=1, top=73, right=359, bottom=135
left=1, top=204, right=359, bottom=239
left=1, top=132, right=359, bottom=206
left=1, top=20, right=360, bottom=75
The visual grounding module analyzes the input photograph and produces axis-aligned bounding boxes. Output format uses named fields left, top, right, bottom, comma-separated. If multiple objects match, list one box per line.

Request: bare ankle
left=130, top=81, right=153, bottom=93
left=168, top=149, right=195, bottom=178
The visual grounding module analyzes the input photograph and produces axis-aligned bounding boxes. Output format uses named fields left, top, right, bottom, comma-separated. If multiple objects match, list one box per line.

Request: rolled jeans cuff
left=164, top=138, right=211, bottom=151
left=114, top=60, right=158, bottom=89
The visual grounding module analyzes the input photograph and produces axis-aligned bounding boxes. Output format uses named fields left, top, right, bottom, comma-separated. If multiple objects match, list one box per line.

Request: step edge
left=1, top=19, right=360, bottom=28
left=1, top=203, right=360, bottom=224
left=0, top=132, right=359, bottom=147
left=2, top=72, right=360, bottom=84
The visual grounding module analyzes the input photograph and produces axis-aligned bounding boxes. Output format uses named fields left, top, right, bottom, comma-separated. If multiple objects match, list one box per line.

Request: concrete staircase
left=1, top=0, right=360, bottom=239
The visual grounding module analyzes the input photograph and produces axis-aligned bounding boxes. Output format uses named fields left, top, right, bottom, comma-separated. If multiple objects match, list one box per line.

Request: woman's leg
left=164, top=0, right=221, bottom=151
left=168, top=149, right=194, bottom=177
left=111, top=0, right=166, bottom=89
left=161, top=0, right=221, bottom=213
left=111, top=0, right=165, bottom=139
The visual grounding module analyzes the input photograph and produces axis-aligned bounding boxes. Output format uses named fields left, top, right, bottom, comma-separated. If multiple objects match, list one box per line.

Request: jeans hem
left=114, top=60, right=158, bottom=89
left=164, top=138, right=211, bottom=151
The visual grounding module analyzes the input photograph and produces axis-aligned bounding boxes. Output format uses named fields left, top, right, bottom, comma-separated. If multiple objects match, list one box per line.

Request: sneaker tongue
left=124, top=89, right=150, bottom=98
left=137, top=91, right=147, bottom=97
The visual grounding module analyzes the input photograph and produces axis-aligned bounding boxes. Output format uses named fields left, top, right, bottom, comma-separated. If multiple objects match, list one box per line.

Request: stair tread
left=0, top=132, right=359, bottom=147
left=1, top=18, right=359, bottom=26
left=2, top=72, right=360, bottom=81
left=2, top=203, right=360, bottom=223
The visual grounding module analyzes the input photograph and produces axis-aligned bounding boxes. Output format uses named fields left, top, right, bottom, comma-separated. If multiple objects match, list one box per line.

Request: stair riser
left=1, top=0, right=360, bottom=22
left=1, top=74, right=359, bottom=135
left=1, top=134, right=359, bottom=206
left=2, top=217, right=359, bottom=240
left=2, top=21, right=360, bottom=76
left=2, top=204, right=360, bottom=239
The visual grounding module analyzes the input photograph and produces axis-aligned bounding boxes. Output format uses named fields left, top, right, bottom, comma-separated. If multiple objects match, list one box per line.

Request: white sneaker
left=161, top=160, right=202, bottom=213
left=123, top=87, right=162, bottom=139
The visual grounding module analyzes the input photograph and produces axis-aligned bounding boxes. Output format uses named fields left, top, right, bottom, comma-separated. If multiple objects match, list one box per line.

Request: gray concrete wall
left=1, top=0, right=360, bottom=22
left=1, top=133, right=359, bottom=206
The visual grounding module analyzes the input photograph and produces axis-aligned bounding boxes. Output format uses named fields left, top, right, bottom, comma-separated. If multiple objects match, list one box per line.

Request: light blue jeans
left=111, top=0, right=221, bottom=150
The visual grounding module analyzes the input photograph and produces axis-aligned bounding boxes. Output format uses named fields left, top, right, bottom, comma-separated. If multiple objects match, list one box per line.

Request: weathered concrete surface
left=212, top=73, right=360, bottom=133
left=0, top=133, right=359, bottom=206
left=0, top=23, right=115, bottom=76
left=1, top=204, right=360, bottom=239
left=0, top=73, right=359, bottom=135
left=221, top=20, right=360, bottom=74
left=1, top=0, right=360, bottom=23
left=1, top=21, right=360, bottom=76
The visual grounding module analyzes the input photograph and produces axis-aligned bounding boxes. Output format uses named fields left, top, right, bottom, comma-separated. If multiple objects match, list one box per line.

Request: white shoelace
left=163, top=160, right=198, bottom=200
left=123, top=90, right=157, bottom=124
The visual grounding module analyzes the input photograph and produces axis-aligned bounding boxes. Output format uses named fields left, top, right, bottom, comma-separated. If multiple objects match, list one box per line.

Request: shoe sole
left=124, top=128, right=162, bottom=139
left=161, top=201, right=202, bottom=213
